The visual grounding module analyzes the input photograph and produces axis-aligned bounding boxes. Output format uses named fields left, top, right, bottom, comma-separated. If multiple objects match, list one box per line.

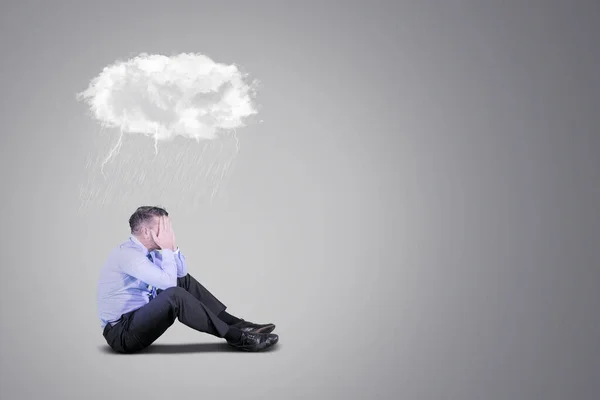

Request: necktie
left=147, top=253, right=157, bottom=300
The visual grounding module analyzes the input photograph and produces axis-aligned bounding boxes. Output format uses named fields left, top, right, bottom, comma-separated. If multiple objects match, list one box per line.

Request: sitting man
left=97, top=205, right=279, bottom=353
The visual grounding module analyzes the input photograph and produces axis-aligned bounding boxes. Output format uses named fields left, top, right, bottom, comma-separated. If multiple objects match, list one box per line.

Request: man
left=97, top=206, right=279, bottom=353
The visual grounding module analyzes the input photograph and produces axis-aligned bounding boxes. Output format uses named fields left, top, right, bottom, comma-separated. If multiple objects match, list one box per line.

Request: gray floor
left=1, top=1, right=600, bottom=399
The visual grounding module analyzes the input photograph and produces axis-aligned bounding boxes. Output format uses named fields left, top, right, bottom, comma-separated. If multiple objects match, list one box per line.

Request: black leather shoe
left=227, top=331, right=279, bottom=352
left=232, top=320, right=276, bottom=334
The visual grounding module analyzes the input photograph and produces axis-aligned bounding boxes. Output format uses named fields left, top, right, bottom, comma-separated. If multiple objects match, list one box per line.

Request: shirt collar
left=129, top=235, right=150, bottom=255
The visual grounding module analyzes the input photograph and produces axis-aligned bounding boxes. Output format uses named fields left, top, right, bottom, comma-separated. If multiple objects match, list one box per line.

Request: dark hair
left=129, top=206, right=168, bottom=234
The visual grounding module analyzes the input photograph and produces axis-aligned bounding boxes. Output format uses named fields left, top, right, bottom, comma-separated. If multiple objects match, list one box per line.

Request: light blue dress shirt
left=97, top=235, right=188, bottom=329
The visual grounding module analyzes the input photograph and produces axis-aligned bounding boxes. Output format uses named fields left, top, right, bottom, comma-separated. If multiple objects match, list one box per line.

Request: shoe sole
left=229, top=335, right=279, bottom=352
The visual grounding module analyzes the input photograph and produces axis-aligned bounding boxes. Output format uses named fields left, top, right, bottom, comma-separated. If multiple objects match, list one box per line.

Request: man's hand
left=151, top=216, right=176, bottom=251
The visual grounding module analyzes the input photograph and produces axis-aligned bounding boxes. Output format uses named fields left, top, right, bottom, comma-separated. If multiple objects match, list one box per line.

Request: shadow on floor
left=99, top=342, right=281, bottom=355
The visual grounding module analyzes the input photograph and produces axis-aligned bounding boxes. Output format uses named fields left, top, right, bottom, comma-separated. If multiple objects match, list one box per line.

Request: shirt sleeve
left=119, top=248, right=178, bottom=289
left=174, top=247, right=188, bottom=277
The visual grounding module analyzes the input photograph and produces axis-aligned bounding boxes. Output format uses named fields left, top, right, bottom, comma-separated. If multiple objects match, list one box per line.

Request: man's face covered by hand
left=143, top=216, right=163, bottom=250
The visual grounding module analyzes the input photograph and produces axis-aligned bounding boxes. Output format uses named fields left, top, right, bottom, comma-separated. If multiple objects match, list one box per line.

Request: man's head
left=129, top=206, right=169, bottom=250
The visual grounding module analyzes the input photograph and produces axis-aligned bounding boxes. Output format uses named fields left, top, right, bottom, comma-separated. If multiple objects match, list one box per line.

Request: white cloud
left=77, top=52, right=258, bottom=141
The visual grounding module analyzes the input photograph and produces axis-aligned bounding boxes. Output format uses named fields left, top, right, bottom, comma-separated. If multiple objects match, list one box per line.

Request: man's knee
left=176, top=274, right=190, bottom=288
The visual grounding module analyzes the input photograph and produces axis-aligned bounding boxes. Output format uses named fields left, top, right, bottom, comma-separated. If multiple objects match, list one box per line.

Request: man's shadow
left=99, top=342, right=280, bottom=355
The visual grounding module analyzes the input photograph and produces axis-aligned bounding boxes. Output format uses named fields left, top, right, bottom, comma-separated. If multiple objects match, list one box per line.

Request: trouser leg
left=175, top=273, right=228, bottom=316
left=104, top=286, right=230, bottom=354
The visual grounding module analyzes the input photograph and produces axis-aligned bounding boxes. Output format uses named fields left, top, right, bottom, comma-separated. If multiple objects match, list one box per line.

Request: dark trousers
left=103, top=273, right=230, bottom=354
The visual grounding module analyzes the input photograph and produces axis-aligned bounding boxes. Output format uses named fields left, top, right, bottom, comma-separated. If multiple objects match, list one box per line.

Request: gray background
left=1, top=1, right=599, bottom=399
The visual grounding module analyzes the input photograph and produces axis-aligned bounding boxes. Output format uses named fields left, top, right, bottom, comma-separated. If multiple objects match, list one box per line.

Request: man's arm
left=119, top=248, right=178, bottom=289
left=173, top=247, right=188, bottom=277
